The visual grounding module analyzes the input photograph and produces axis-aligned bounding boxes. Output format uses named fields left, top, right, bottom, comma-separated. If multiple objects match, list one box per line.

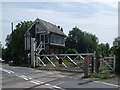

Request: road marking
left=21, top=75, right=27, bottom=77
left=18, top=75, right=29, bottom=80
left=30, top=81, right=40, bottom=85
left=0, top=67, right=63, bottom=89
left=94, top=81, right=119, bottom=87
left=0, top=68, right=15, bottom=74
left=18, top=75, right=32, bottom=80
left=32, top=80, right=44, bottom=84
left=52, top=86, right=61, bottom=89
left=7, top=70, right=14, bottom=73
left=45, top=84, right=51, bottom=86
left=29, top=80, right=63, bottom=89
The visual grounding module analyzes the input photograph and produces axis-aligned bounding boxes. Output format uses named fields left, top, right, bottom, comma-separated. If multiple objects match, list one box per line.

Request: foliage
left=91, top=72, right=110, bottom=79
left=97, top=43, right=110, bottom=57
left=3, top=21, right=32, bottom=65
left=65, top=27, right=98, bottom=53
left=65, top=48, right=77, bottom=54
left=99, top=65, right=110, bottom=71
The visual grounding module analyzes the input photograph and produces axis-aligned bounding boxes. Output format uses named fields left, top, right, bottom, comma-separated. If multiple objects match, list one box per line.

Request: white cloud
left=2, top=2, right=118, bottom=47
left=1, top=0, right=119, bottom=8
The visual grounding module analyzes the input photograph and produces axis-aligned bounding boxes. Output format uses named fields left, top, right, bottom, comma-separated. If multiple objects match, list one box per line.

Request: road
left=0, top=64, right=119, bottom=90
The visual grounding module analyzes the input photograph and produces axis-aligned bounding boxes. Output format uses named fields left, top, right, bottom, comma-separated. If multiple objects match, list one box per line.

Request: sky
left=1, top=0, right=118, bottom=47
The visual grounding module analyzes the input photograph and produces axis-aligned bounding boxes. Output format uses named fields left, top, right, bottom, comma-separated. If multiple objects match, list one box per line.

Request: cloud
left=2, top=2, right=118, bottom=47
left=1, top=0, right=119, bottom=8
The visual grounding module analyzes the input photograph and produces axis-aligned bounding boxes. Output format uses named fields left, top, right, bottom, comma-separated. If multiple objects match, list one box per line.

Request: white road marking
left=45, top=84, right=51, bottom=86
left=20, top=75, right=27, bottom=77
left=29, top=79, right=62, bottom=89
left=30, top=81, right=40, bottom=85
left=0, top=68, right=15, bottom=74
left=28, top=77, right=32, bottom=80
left=94, top=81, right=119, bottom=87
left=1, top=67, right=63, bottom=89
left=7, top=70, right=14, bottom=73
left=23, top=78, right=29, bottom=80
left=18, top=75, right=29, bottom=80
left=3, top=69, right=11, bottom=74
left=32, top=80, right=44, bottom=84
left=52, top=86, right=61, bottom=89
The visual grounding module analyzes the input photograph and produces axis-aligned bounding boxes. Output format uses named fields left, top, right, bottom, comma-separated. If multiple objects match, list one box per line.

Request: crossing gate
left=30, top=38, right=95, bottom=77
left=99, top=55, right=116, bottom=72
left=33, top=53, right=96, bottom=77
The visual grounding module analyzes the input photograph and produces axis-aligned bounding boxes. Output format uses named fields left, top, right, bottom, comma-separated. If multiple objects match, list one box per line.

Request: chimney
left=11, top=22, right=13, bottom=33
left=58, top=26, right=60, bottom=29
left=61, top=28, right=63, bottom=32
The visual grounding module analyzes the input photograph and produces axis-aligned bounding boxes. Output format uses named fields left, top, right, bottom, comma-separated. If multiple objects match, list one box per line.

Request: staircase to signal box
left=36, top=41, right=45, bottom=55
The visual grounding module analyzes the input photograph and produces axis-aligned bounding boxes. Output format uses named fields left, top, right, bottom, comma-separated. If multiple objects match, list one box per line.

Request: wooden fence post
left=91, top=56, right=94, bottom=73
left=113, top=55, right=116, bottom=71
left=84, top=56, right=89, bottom=78
left=31, top=38, right=35, bottom=68
left=95, top=52, right=100, bottom=73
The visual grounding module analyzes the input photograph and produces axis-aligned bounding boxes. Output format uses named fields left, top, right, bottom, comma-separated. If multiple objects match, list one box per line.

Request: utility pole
left=11, top=22, right=13, bottom=33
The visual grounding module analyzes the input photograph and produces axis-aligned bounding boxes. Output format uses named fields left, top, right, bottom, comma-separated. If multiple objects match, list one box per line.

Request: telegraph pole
left=11, top=22, right=13, bottom=33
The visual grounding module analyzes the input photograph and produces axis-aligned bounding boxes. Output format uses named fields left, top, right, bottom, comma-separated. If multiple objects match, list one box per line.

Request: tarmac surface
left=0, top=64, right=119, bottom=90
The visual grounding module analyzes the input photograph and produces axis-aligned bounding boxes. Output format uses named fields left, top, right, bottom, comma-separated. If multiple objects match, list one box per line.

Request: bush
left=65, top=48, right=77, bottom=54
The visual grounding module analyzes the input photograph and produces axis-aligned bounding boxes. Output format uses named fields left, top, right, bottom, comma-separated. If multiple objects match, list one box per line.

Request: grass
left=100, top=65, right=110, bottom=71
left=91, top=72, right=111, bottom=79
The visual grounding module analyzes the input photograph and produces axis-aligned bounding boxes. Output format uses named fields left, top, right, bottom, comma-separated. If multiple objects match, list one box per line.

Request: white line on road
left=18, top=75, right=29, bottom=80
left=7, top=70, right=14, bottom=73
left=1, top=67, right=64, bottom=89
left=45, top=83, right=51, bottom=86
left=28, top=77, right=32, bottom=80
left=94, top=81, right=119, bottom=87
left=30, top=81, right=40, bottom=85
left=32, top=80, right=44, bottom=84
left=29, top=80, right=63, bottom=89
left=0, top=68, right=15, bottom=74
left=52, top=86, right=61, bottom=89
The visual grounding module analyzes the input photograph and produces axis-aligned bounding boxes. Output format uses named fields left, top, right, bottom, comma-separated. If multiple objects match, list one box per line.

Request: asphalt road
left=0, top=64, right=119, bottom=90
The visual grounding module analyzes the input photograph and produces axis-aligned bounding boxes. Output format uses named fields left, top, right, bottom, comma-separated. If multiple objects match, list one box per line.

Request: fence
left=99, top=55, right=116, bottom=72
left=34, top=53, right=95, bottom=77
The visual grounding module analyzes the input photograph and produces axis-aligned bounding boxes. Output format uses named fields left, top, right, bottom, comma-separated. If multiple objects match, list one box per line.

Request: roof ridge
left=35, top=18, right=66, bottom=36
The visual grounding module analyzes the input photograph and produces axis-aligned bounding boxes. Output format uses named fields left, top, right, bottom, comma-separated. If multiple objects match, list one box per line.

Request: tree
left=65, top=27, right=98, bottom=53
left=97, top=43, right=110, bottom=57
left=4, top=21, right=32, bottom=65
